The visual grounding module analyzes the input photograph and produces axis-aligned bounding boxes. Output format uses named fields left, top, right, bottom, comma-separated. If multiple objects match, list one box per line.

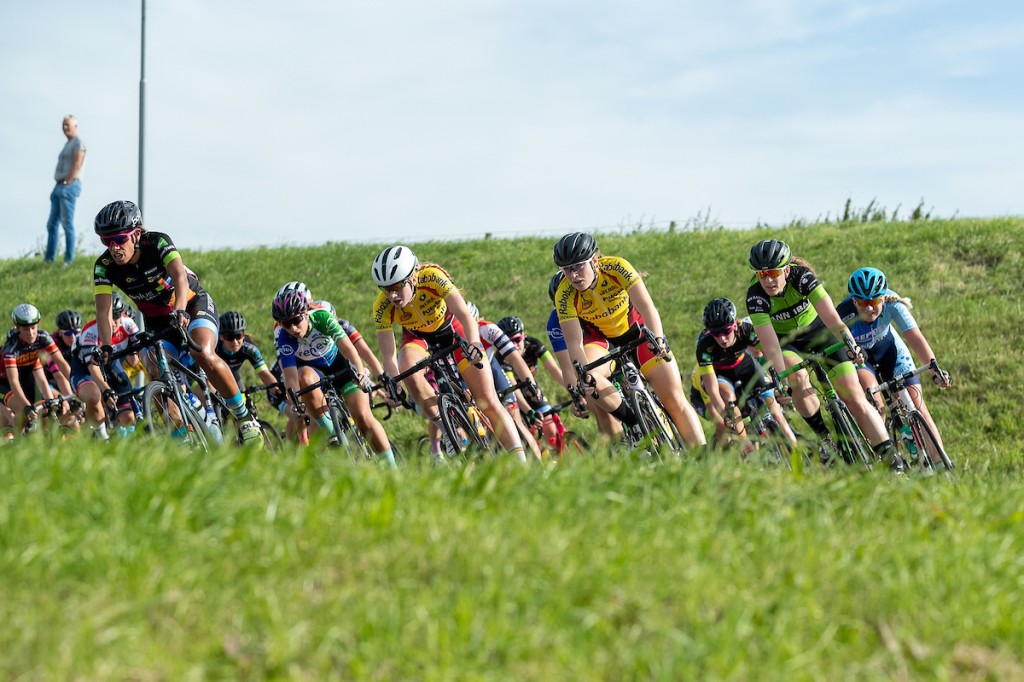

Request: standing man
left=45, top=114, right=86, bottom=266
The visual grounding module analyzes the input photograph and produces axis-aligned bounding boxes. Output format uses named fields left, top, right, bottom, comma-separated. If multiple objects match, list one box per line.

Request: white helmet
left=276, top=281, right=311, bottom=301
left=372, top=246, right=418, bottom=287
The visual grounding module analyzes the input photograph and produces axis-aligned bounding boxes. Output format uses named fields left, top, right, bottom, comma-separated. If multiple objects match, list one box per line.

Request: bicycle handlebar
left=865, top=359, right=945, bottom=397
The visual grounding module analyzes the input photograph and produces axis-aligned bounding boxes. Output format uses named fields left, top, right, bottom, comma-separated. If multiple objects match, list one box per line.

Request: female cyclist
left=838, top=267, right=951, bottom=451
left=551, top=232, right=705, bottom=448
left=70, top=293, right=141, bottom=439
left=272, top=282, right=395, bottom=466
left=2, top=304, right=74, bottom=435
left=695, top=297, right=797, bottom=452
left=91, top=200, right=263, bottom=445
left=216, top=311, right=279, bottom=391
left=745, top=239, right=901, bottom=469
left=545, top=271, right=622, bottom=441
left=371, top=245, right=526, bottom=461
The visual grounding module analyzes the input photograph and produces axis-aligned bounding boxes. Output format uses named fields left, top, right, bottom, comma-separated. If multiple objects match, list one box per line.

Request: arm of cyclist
left=336, top=334, right=373, bottom=391
left=699, top=370, right=735, bottom=430
left=279, top=365, right=306, bottom=417
left=95, top=292, right=114, bottom=348
left=445, top=291, right=485, bottom=364
left=814, top=297, right=863, bottom=362
left=627, top=280, right=670, bottom=355
left=165, top=257, right=193, bottom=332
left=900, top=327, right=951, bottom=388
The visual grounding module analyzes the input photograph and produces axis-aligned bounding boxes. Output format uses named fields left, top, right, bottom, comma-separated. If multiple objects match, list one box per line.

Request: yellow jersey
left=372, top=265, right=456, bottom=335
left=554, top=256, right=642, bottom=339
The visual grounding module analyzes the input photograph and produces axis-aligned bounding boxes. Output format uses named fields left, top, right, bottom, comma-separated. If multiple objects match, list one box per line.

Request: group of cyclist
left=2, top=198, right=951, bottom=470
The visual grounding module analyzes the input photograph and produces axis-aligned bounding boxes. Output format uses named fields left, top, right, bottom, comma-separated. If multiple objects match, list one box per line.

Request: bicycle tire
left=437, top=393, right=489, bottom=458
left=759, top=417, right=792, bottom=468
left=258, top=419, right=284, bottom=451
left=328, top=397, right=374, bottom=462
left=142, top=381, right=209, bottom=452
left=631, top=390, right=676, bottom=459
left=907, top=410, right=954, bottom=472
left=828, top=399, right=872, bottom=469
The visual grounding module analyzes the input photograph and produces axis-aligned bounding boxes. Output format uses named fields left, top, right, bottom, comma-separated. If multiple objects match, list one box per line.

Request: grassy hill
left=1, top=218, right=1023, bottom=679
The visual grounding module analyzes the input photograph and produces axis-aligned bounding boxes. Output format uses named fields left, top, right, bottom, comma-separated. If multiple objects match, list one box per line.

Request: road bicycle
left=289, top=365, right=378, bottom=462
left=22, top=394, right=79, bottom=438
left=865, top=360, right=954, bottom=473
left=108, top=326, right=230, bottom=451
left=381, top=338, right=493, bottom=460
left=573, top=328, right=685, bottom=459
left=775, top=340, right=873, bottom=469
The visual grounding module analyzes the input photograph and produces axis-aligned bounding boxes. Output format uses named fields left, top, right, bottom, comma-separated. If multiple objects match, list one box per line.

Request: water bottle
left=899, top=423, right=918, bottom=458
left=186, top=392, right=203, bottom=412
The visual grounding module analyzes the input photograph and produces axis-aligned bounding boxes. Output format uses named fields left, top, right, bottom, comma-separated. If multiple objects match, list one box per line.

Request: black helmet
left=748, top=239, right=792, bottom=270
left=548, top=271, right=564, bottom=304
left=702, top=298, right=737, bottom=330
left=95, top=200, right=143, bottom=236
left=55, top=309, right=83, bottom=331
left=219, top=311, right=247, bottom=335
left=496, top=316, right=525, bottom=337
left=110, top=292, right=126, bottom=319
left=552, top=232, right=597, bottom=267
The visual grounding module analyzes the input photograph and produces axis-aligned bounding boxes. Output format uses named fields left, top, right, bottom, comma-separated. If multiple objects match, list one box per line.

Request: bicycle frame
left=573, top=329, right=684, bottom=456
left=865, top=359, right=953, bottom=472
left=776, top=340, right=873, bottom=469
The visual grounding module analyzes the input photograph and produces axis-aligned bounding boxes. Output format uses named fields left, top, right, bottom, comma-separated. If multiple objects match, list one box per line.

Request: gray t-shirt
left=54, top=136, right=86, bottom=182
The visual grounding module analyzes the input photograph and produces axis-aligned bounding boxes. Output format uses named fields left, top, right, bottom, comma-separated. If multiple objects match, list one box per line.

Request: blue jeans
left=45, top=180, right=81, bottom=263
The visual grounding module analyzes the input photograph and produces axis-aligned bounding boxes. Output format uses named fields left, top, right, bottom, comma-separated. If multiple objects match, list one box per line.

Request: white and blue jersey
left=837, top=293, right=920, bottom=384
left=274, top=308, right=347, bottom=371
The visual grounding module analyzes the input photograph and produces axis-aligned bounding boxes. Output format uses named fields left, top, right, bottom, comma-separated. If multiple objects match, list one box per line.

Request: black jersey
left=695, top=320, right=760, bottom=372
left=93, top=231, right=204, bottom=318
left=216, top=339, right=270, bottom=375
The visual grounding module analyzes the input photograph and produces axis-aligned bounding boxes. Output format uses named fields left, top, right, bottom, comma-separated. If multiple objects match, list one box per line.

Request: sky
left=2, top=0, right=1023, bottom=260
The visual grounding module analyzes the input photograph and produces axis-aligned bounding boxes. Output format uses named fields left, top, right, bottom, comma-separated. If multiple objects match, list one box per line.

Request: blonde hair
left=880, top=292, right=912, bottom=309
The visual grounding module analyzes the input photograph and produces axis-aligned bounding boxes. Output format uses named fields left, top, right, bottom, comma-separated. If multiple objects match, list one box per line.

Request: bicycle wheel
left=142, top=381, right=209, bottom=452
left=258, top=419, right=284, bottom=451
left=827, top=399, right=872, bottom=469
left=329, top=397, right=374, bottom=462
left=437, top=393, right=489, bottom=459
left=907, top=411, right=954, bottom=472
left=631, top=390, right=678, bottom=459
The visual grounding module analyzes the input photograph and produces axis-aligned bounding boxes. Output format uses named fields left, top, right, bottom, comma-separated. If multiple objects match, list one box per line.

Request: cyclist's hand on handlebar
left=843, top=336, right=865, bottom=365
left=650, top=335, right=671, bottom=357
left=171, top=310, right=191, bottom=331
left=95, top=344, right=114, bottom=367
left=932, top=368, right=952, bottom=389
left=464, top=342, right=485, bottom=368
left=523, top=381, right=542, bottom=404
left=356, top=368, right=374, bottom=393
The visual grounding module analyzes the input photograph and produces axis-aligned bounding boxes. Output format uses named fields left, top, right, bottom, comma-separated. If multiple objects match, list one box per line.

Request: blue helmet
left=848, top=267, right=887, bottom=300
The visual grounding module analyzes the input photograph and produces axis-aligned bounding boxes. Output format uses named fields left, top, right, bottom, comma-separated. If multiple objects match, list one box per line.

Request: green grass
left=2, top=218, right=1023, bottom=679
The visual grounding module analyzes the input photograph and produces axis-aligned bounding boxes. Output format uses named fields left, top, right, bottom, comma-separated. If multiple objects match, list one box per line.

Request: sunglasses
left=379, top=278, right=411, bottom=294
left=709, top=323, right=737, bottom=338
left=854, top=297, right=884, bottom=308
left=222, top=333, right=244, bottom=341
left=756, top=268, right=785, bottom=279
left=510, top=334, right=525, bottom=344
left=559, top=260, right=591, bottom=275
left=100, top=232, right=134, bottom=247
left=281, top=315, right=305, bottom=328
left=61, top=328, right=81, bottom=336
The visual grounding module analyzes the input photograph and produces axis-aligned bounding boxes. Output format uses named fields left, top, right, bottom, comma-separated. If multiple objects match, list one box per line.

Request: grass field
left=1, top=218, right=1022, bottom=680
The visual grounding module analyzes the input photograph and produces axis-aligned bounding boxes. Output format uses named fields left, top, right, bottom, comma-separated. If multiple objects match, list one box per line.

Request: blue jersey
left=836, top=294, right=917, bottom=363
left=546, top=309, right=566, bottom=353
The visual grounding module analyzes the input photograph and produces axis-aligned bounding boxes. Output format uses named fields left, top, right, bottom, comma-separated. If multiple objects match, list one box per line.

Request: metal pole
left=138, top=0, right=146, bottom=213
